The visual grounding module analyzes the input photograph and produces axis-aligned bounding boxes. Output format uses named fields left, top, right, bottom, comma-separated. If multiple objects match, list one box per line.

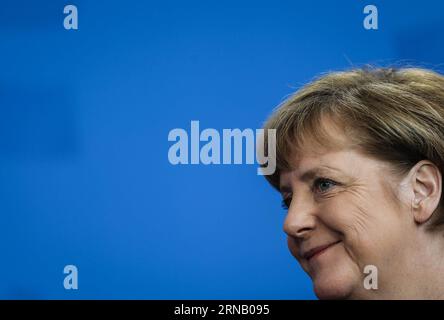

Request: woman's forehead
left=280, top=148, right=387, bottom=187
left=287, top=145, right=353, bottom=171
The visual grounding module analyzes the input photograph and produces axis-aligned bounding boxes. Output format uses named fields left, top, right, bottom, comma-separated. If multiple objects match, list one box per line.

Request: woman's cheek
left=318, top=198, right=373, bottom=267
left=318, top=196, right=355, bottom=232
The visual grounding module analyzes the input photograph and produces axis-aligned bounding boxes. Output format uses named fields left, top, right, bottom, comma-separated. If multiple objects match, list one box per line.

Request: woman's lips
left=303, top=240, right=341, bottom=261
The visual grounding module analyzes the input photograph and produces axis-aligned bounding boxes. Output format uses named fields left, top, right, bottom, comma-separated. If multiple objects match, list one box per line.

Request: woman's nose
left=283, top=197, right=316, bottom=239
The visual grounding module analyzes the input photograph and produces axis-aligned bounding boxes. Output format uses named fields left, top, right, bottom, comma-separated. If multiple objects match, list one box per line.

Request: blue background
left=1, top=0, right=443, bottom=299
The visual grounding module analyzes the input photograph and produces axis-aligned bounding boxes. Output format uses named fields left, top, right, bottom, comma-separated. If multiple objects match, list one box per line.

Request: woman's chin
left=314, top=281, right=353, bottom=300
left=312, top=268, right=358, bottom=300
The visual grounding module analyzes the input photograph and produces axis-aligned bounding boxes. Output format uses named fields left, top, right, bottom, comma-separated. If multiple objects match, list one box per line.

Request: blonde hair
left=263, top=67, right=444, bottom=228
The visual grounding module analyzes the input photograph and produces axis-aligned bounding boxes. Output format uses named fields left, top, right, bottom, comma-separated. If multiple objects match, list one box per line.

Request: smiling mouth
left=303, top=241, right=341, bottom=261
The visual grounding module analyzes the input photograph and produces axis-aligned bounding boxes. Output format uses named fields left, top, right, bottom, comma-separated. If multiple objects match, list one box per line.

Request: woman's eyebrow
left=300, top=166, right=342, bottom=182
left=279, top=166, right=343, bottom=192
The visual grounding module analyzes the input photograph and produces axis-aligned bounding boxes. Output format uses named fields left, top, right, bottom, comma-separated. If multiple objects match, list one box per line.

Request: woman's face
left=280, top=144, right=416, bottom=299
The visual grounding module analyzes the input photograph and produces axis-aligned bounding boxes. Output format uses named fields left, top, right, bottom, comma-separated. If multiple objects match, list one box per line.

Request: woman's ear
left=409, top=160, right=442, bottom=224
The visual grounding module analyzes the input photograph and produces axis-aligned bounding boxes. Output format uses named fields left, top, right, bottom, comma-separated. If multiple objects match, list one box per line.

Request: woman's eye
left=313, top=178, right=337, bottom=193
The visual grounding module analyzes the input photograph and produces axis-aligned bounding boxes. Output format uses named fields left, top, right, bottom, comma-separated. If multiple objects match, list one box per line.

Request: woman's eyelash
left=280, top=178, right=338, bottom=211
